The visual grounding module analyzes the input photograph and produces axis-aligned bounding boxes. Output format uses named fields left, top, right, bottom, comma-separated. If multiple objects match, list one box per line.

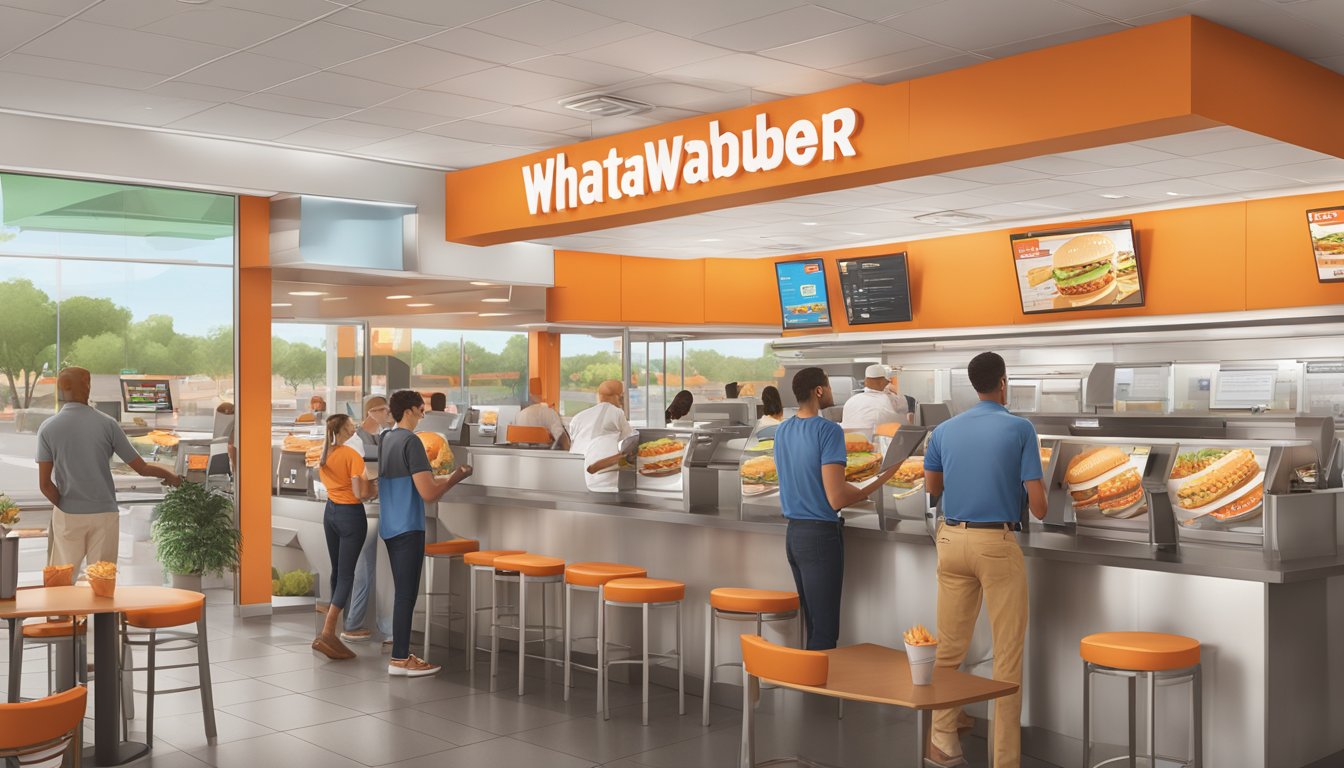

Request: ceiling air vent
left=560, top=94, right=655, bottom=118
left=913, top=211, right=992, bottom=227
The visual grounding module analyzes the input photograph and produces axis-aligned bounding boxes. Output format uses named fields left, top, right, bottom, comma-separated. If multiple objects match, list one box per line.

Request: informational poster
left=1010, top=222, right=1143, bottom=314
left=1306, top=206, right=1344, bottom=283
left=1211, top=368, right=1277, bottom=409
left=122, top=379, right=173, bottom=413
left=775, top=258, right=832, bottom=329
left=1115, top=365, right=1170, bottom=404
left=1304, top=361, right=1344, bottom=417
left=836, top=253, right=913, bottom=325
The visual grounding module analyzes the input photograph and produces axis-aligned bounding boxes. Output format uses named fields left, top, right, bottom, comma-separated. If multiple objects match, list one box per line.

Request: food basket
left=85, top=561, right=117, bottom=597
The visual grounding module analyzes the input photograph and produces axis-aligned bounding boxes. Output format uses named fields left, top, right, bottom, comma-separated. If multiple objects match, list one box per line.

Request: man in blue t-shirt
left=774, top=367, right=901, bottom=650
left=379, top=389, right=473, bottom=678
left=922, top=352, right=1047, bottom=768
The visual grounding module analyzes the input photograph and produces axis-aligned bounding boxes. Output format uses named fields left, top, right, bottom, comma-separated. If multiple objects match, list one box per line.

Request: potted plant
left=151, top=482, right=241, bottom=591
left=0, top=493, right=18, bottom=536
left=0, top=493, right=18, bottom=600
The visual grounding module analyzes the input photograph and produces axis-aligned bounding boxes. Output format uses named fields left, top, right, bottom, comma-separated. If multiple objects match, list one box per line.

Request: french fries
left=85, top=561, right=117, bottom=579
left=903, top=624, right=937, bottom=646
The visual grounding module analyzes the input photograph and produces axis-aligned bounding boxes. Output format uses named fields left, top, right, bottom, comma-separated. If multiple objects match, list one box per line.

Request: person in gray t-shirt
left=36, top=367, right=181, bottom=571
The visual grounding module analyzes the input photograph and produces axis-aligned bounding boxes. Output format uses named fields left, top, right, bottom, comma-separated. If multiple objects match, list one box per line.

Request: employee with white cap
left=841, top=364, right=903, bottom=429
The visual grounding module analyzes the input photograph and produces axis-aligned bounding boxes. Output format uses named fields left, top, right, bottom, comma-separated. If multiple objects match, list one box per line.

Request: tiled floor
left=3, top=587, right=1061, bottom=768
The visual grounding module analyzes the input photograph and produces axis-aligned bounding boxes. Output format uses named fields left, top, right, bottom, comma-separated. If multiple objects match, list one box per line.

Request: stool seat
left=1081, top=632, right=1200, bottom=672
left=464, top=549, right=526, bottom=567
left=604, top=577, right=685, bottom=604
left=22, top=619, right=86, bottom=638
left=426, top=538, right=480, bottom=557
left=493, top=554, right=565, bottom=577
left=125, top=596, right=206, bottom=630
left=565, top=562, right=647, bottom=587
left=710, top=588, right=799, bottom=614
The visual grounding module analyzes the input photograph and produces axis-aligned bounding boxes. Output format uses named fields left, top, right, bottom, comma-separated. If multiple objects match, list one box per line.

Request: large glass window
left=271, top=323, right=365, bottom=422
left=559, top=332, right=623, bottom=417
left=369, top=327, right=528, bottom=407
left=680, top=339, right=781, bottom=402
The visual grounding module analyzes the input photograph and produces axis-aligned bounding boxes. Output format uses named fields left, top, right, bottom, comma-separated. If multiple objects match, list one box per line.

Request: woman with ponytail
left=313, top=413, right=376, bottom=660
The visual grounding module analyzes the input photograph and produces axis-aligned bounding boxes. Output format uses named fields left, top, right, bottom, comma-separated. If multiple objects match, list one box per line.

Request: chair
left=422, top=538, right=480, bottom=663
left=1081, top=631, right=1202, bottom=768
left=490, top=554, right=566, bottom=696
left=739, top=634, right=829, bottom=768
left=118, top=594, right=217, bottom=746
left=463, top=549, right=526, bottom=672
left=600, top=577, right=685, bottom=725
left=506, top=425, right=553, bottom=446
left=0, top=685, right=87, bottom=767
left=6, top=584, right=85, bottom=699
left=562, top=562, right=647, bottom=712
left=703, top=588, right=800, bottom=725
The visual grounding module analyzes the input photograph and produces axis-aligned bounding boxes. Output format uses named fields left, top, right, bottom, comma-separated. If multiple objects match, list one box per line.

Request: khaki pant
left=48, top=507, right=119, bottom=571
left=931, top=522, right=1028, bottom=768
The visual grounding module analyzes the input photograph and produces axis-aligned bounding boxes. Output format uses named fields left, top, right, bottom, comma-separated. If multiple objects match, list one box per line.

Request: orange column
left=237, top=196, right=272, bottom=610
left=527, top=331, right=562, bottom=407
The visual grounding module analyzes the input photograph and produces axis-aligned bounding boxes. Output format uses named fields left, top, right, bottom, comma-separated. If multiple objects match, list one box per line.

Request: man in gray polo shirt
left=37, top=367, right=182, bottom=570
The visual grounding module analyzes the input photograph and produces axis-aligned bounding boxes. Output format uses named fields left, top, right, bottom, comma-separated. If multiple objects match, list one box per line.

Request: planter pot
left=0, top=531, right=17, bottom=600
left=170, top=572, right=203, bottom=592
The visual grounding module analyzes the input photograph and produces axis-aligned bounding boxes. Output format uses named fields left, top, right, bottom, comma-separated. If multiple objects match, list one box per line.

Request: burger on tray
left=1171, top=448, right=1265, bottom=526
left=1065, top=446, right=1147, bottom=519
left=888, top=455, right=925, bottom=499
left=740, top=455, right=778, bottom=495
left=638, top=437, right=687, bottom=477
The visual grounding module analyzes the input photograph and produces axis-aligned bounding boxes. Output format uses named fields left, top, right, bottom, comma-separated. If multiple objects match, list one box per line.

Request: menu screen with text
left=122, top=379, right=174, bottom=413
left=837, top=253, right=912, bottom=325
left=1307, top=206, right=1344, bottom=283
left=775, top=259, right=832, bottom=330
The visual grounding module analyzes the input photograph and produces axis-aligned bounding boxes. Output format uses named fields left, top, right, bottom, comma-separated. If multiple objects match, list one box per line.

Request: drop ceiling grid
left=0, top=0, right=1341, bottom=168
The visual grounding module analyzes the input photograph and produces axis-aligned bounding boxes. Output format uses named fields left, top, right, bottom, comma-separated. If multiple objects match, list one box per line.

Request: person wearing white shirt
left=841, top=364, right=903, bottom=430
left=886, top=380, right=916, bottom=424
left=568, top=380, right=634, bottom=492
left=516, top=398, right=570, bottom=450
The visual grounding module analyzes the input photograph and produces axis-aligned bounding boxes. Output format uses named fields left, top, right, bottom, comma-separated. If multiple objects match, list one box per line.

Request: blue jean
left=785, top=519, right=845, bottom=650
left=383, top=529, right=426, bottom=661
left=344, top=530, right=392, bottom=636
left=323, top=501, right=366, bottom=610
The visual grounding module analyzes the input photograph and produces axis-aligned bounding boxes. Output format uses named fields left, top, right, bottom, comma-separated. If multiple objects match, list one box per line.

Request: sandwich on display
left=1065, top=445, right=1149, bottom=520
left=1306, top=206, right=1344, bottom=283
left=887, top=455, right=925, bottom=499
left=637, top=437, right=687, bottom=477
left=1169, top=446, right=1267, bottom=528
left=1010, top=221, right=1144, bottom=315
left=843, top=432, right=880, bottom=484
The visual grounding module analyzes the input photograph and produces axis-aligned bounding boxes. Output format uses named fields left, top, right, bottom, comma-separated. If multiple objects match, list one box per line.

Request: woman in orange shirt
left=313, top=414, right=376, bottom=660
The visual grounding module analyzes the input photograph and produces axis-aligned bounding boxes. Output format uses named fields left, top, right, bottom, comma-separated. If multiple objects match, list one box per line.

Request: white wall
left=0, top=112, right=553, bottom=285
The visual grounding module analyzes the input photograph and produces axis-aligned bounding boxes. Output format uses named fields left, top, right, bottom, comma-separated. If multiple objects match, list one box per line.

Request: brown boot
left=925, top=743, right=969, bottom=768
left=312, top=635, right=355, bottom=660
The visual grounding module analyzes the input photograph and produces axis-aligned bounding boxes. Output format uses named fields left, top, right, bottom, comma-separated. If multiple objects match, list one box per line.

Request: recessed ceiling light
left=288, top=290, right=326, bottom=297
left=801, top=222, right=818, bottom=226
left=479, top=312, right=512, bottom=317
left=406, top=302, right=433, bottom=308
left=469, top=281, right=492, bottom=286
left=386, top=294, right=412, bottom=300
left=481, top=297, right=509, bottom=303
left=1100, top=193, right=1127, bottom=199
left=322, top=296, right=347, bottom=302
left=1165, top=191, right=1183, bottom=196
left=271, top=302, right=292, bottom=307
left=913, top=211, right=991, bottom=227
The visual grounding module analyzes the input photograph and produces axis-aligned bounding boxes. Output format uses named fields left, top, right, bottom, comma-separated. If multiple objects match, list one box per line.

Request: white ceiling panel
left=1104, top=177, right=1232, bottom=200
left=139, top=7, right=299, bottom=48
left=1056, top=143, right=1182, bottom=166
left=473, top=107, right=590, bottom=132
left=1134, top=126, right=1274, bottom=156
left=866, top=52, right=989, bottom=83
left=973, top=21, right=1128, bottom=58
left=1063, top=167, right=1175, bottom=187
left=1007, top=155, right=1111, bottom=176
left=1055, top=0, right=1193, bottom=18
left=560, top=0, right=808, bottom=38
left=1134, top=0, right=1344, bottom=59
left=469, top=1, right=620, bottom=47
left=663, top=54, right=857, bottom=94
left=809, top=0, right=948, bottom=21
left=695, top=5, right=864, bottom=52
left=420, top=27, right=550, bottom=65
left=1268, top=158, right=1344, bottom=184
left=0, top=71, right=217, bottom=125
left=0, top=0, right=90, bottom=14
left=610, top=81, right=739, bottom=109
left=214, top=0, right=346, bottom=23
left=354, top=0, right=535, bottom=27
left=266, top=71, right=408, bottom=109
left=308, top=118, right=408, bottom=140
left=76, top=0, right=199, bottom=30
left=511, top=55, right=646, bottom=88
left=145, top=81, right=249, bottom=103
left=829, top=44, right=972, bottom=79
left=275, top=127, right=384, bottom=151
left=170, top=103, right=325, bottom=140
left=250, top=22, right=400, bottom=69
left=761, top=23, right=929, bottom=69
left=19, top=20, right=231, bottom=76
left=424, top=120, right=569, bottom=148
left=945, top=164, right=1050, bottom=184
left=880, top=175, right=988, bottom=195
left=428, top=66, right=594, bottom=103
left=974, top=179, right=1098, bottom=203
left=571, top=31, right=729, bottom=73
left=234, top=92, right=354, bottom=119
left=333, top=45, right=493, bottom=89
left=0, top=6, right=63, bottom=52
left=175, top=52, right=316, bottom=92
left=1194, top=143, right=1333, bottom=170
left=881, top=0, right=1107, bottom=52
left=543, top=21, right=650, bottom=55
left=0, top=52, right=164, bottom=89
left=1197, top=169, right=1302, bottom=192
left=1132, top=156, right=1243, bottom=178
left=379, top=89, right=507, bottom=119
left=346, top=105, right=457, bottom=130
left=325, top=8, right=444, bottom=41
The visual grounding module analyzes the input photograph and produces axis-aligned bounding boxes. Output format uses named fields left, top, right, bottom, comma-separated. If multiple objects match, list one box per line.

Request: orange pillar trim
left=527, top=331, right=562, bottom=408
left=237, top=195, right=272, bottom=611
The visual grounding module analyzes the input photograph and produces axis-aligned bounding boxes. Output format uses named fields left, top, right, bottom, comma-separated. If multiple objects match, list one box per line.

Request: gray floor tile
left=414, top=693, right=579, bottom=735
left=256, top=667, right=362, bottom=693
left=371, top=709, right=497, bottom=746
left=124, top=750, right=213, bottom=768
left=190, top=636, right=289, bottom=663
left=187, top=731, right=367, bottom=768
left=289, top=714, right=458, bottom=765
left=511, top=699, right=734, bottom=764
left=221, top=692, right=363, bottom=730
left=151, top=710, right=273, bottom=752
left=216, top=651, right=332, bottom=677
left=304, top=677, right=474, bottom=714
left=157, top=662, right=251, bottom=686
left=187, top=677, right=291, bottom=707
left=382, top=737, right=598, bottom=768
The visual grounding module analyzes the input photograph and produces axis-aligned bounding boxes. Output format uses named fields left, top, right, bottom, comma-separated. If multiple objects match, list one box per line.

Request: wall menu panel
left=837, top=253, right=912, bottom=324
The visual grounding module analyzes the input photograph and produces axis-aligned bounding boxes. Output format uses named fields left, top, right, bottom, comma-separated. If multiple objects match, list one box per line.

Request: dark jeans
left=785, top=519, right=845, bottom=650
left=383, top=530, right=426, bottom=660
left=323, top=501, right=367, bottom=611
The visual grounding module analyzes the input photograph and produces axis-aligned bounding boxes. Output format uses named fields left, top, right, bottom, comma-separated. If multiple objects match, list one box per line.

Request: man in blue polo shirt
left=774, top=366, right=900, bottom=650
left=922, top=352, right=1047, bottom=768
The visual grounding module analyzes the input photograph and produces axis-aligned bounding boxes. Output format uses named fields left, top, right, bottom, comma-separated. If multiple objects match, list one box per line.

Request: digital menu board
left=1306, top=206, right=1344, bottom=283
left=836, top=253, right=912, bottom=325
left=774, top=258, right=831, bottom=330
left=1009, top=221, right=1143, bottom=315
left=121, top=378, right=174, bottom=413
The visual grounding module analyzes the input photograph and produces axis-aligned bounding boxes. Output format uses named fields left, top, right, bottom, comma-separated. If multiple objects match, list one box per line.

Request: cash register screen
left=121, top=378, right=174, bottom=413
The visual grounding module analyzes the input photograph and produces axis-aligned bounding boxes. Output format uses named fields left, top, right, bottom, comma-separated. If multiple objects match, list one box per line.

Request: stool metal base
left=1083, top=661, right=1202, bottom=768
left=490, top=570, right=565, bottom=696
left=423, top=553, right=469, bottom=664
left=601, top=598, right=684, bottom=726
left=703, top=605, right=801, bottom=726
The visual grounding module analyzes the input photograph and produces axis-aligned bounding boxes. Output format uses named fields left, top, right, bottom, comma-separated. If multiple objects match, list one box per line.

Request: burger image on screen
left=1176, top=448, right=1259, bottom=510
left=1066, top=446, right=1146, bottom=518
left=1051, top=233, right=1118, bottom=305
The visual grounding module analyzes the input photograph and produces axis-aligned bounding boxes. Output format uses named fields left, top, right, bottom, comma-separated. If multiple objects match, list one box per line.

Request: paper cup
left=905, top=641, right=938, bottom=685
left=89, top=574, right=116, bottom=598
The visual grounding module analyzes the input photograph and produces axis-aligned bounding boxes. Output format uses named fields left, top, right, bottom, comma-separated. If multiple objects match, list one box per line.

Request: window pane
left=0, top=259, right=58, bottom=503
left=371, top=327, right=528, bottom=408
left=560, top=333, right=623, bottom=417
left=682, top=339, right=781, bottom=402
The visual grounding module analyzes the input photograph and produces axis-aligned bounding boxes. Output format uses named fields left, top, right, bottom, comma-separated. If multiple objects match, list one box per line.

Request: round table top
left=0, top=585, right=204, bottom=619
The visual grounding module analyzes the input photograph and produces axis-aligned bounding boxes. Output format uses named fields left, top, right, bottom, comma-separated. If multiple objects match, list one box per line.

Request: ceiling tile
left=0, top=6, right=64, bottom=52
left=0, top=52, right=164, bottom=89
left=882, top=0, right=1107, bottom=51
left=169, top=103, right=326, bottom=139
left=380, top=89, right=507, bottom=118
left=1314, top=54, right=1344, bottom=76
left=561, top=0, right=809, bottom=37
left=880, top=175, right=988, bottom=194
left=469, top=1, right=619, bottom=47
left=1133, top=127, right=1272, bottom=156
left=341, top=106, right=449, bottom=130
left=1131, top=0, right=1344, bottom=58
left=250, top=22, right=400, bottom=69
left=235, top=92, right=354, bottom=119
left=420, top=27, right=550, bottom=64
left=1196, top=170, right=1301, bottom=192
left=0, top=71, right=218, bottom=125
left=973, top=21, right=1128, bottom=58
left=1282, top=0, right=1344, bottom=36
left=944, top=165, right=1049, bottom=184
left=1020, top=191, right=1121, bottom=212
left=313, top=119, right=409, bottom=139
left=611, top=81, right=741, bottom=108
left=1007, top=155, right=1110, bottom=176
left=972, top=179, right=1096, bottom=203
left=1107, top=177, right=1231, bottom=200
left=545, top=21, right=649, bottom=55
left=1267, top=158, right=1344, bottom=184
left=1194, top=143, right=1334, bottom=170
left=878, top=191, right=1002, bottom=213
left=0, top=0, right=89, bottom=14
left=424, top=120, right=568, bottom=147
left=354, top=0, right=536, bottom=27
left=275, top=127, right=386, bottom=151
left=829, top=44, right=969, bottom=79
left=332, top=45, right=493, bottom=89
left=145, top=81, right=249, bottom=102
left=807, top=0, right=948, bottom=21
left=76, top=0, right=195, bottom=30
left=140, top=7, right=299, bottom=48
left=761, top=23, right=928, bottom=69
left=1063, top=167, right=1175, bottom=187
left=674, top=88, right=755, bottom=113
left=176, top=52, right=317, bottom=92
left=473, top=107, right=589, bottom=132
left=511, top=55, right=645, bottom=87
left=266, top=71, right=408, bottom=109
left=963, top=201, right=1065, bottom=219
left=865, top=52, right=988, bottom=83
left=1132, top=157, right=1243, bottom=177
left=572, top=31, right=729, bottom=73
left=215, top=0, right=346, bottom=22
left=1056, top=144, right=1180, bottom=166
left=1055, top=0, right=1193, bottom=18
left=325, top=8, right=444, bottom=41
left=19, top=20, right=232, bottom=76
left=427, top=66, right=594, bottom=103
left=357, top=132, right=521, bottom=167
left=663, top=54, right=857, bottom=94
left=695, top=5, right=864, bottom=52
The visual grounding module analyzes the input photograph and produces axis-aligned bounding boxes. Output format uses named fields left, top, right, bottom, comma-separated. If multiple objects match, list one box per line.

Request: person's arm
left=111, top=422, right=181, bottom=486
left=411, top=465, right=473, bottom=502
left=1025, top=478, right=1047, bottom=521
left=586, top=452, right=624, bottom=474
left=821, top=461, right=903, bottom=510
left=1019, top=425, right=1047, bottom=521
left=557, top=432, right=571, bottom=451
left=128, top=457, right=182, bottom=487
left=925, top=469, right=944, bottom=498
left=37, top=461, right=61, bottom=507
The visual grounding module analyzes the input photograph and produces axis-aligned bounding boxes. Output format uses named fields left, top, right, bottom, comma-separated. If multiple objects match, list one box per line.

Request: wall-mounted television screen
left=1009, top=221, right=1143, bottom=315
left=1306, top=206, right=1344, bottom=283
left=774, top=258, right=832, bottom=330
left=121, top=378, right=174, bottom=414
left=836, top=252, right=912, bottom=325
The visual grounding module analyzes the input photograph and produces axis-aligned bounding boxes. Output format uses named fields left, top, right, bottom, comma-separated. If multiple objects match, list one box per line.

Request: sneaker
left=312, top=635, right=355, bottom=660
left=340, top=629, right=372, bottom=642
left=925, top=743, right=969, bottom=768
left=388, top=654, right=440, bottom=677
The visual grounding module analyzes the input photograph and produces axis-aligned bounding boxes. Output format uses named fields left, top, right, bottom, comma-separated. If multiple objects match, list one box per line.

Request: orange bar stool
left=1081, top=631, right=1202, bottom=768
left=702, top=587, right=800, bottom=726
left=13, top=617, right=88, bottom=695
left=490, top=554, right=566, bottom=696
left=562, top=562, right=647, bottom=711
left=601, top=576, right=685, bottom=725
left=422, top=537, right=480, bottom=663
left=118, top=594, right=217, bottom=746
left=0, top=685, right=87, bottom=765
left=739, top=634, right=828, bottom=768
left=463, top=549, right=526, bottom=672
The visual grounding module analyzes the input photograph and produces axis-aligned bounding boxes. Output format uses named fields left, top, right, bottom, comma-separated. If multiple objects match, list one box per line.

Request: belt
left=786, top=517, right=845, bottom=528
left=945, top=520, right=1021, bottom=531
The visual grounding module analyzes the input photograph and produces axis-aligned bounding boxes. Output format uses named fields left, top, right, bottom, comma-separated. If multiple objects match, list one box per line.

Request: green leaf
left=150, top=482, right=241, bottom=578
